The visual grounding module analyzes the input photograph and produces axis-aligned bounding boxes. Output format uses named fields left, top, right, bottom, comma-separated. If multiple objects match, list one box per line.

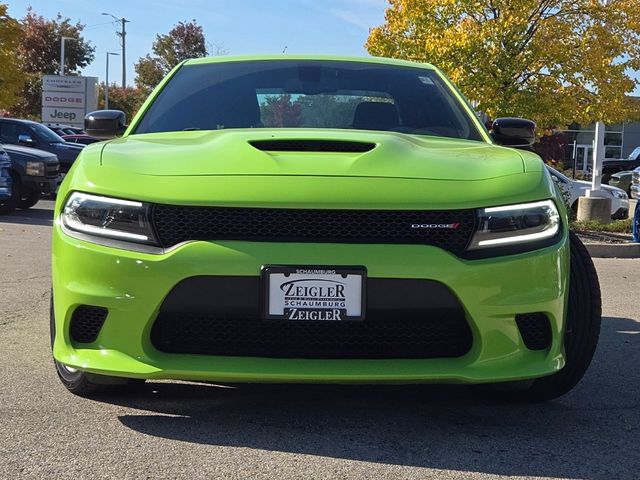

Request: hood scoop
left=249, top=139, right=376, bottom=153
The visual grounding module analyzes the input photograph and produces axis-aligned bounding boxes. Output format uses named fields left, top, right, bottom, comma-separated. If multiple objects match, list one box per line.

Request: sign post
left=576, top=121, right=612, bottom=222
left=41, top=75, right=98, bottom=129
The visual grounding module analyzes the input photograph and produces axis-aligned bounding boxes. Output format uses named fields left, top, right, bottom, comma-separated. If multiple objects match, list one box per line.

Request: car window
left=0, top=123, right=19, bottom=144
left=134, top=60, right=484, bottom=141
left=29, top=123, right=64, bottom=143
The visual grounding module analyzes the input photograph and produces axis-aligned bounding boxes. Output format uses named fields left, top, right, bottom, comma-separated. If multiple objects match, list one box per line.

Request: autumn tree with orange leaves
left=366, top=0, right=640, bottom=129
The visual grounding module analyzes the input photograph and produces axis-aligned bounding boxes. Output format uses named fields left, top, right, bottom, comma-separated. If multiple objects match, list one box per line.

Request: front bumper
left=52, top=223, right=570, bottom=384
left=23, top=175, right=58, bottom=194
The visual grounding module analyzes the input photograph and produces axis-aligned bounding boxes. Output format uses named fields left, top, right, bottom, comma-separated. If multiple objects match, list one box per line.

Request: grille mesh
left=515, top=313, right=552, bottom=350
left=151, top=312, right=473, bottom=359
left=151, top=205, right=475, bottom=253
left=150, top=276, right=474, bottom=360
left=70, top=305, right=108, bottom=343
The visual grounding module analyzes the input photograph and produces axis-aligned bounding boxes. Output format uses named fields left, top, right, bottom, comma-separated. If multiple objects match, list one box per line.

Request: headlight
left=468, top=200, right=560, bottom=252
left=62, top=192, right=157, bottom=245
left=26, top=161, right=45, bottom=176
left=610, top=189, right=628, bottom=200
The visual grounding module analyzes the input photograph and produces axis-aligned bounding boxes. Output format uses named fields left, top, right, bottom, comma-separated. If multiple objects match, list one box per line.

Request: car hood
left=100, top=129, right=528, bottom=181
left=2, top=144, right=57, bottom=161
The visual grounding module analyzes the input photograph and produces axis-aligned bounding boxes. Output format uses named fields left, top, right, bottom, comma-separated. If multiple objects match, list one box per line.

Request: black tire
left=50, top=295, right=144, bottom=396
left=489, top=232, right=601, bottom=402
left=17, top=188, right=40, bottom=209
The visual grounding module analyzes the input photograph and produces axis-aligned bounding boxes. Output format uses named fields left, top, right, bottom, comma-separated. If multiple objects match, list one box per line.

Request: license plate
left=262, top=266, right=366, bottom=321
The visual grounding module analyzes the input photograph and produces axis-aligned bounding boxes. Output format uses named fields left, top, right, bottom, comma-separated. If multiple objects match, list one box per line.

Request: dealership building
left=556, top=96, right=640, bottom=171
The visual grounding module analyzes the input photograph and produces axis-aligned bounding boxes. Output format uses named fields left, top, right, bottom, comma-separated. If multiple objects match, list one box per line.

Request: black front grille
left=46, top=162, right=59, bottom=178
left=515, top=313, right=552, bottom=350
left=150, top=276, right=474, bottom=359
left=70, top=305, right=108, bottom=343
left=151, top=205, right=475, bottom=253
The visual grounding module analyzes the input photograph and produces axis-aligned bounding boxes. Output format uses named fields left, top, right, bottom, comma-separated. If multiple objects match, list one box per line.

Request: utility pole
left=102, top=13, right=130, bottom=87
left=59, top=36, right=75, bottom=76
left=105, top=52, right=119, bottom=109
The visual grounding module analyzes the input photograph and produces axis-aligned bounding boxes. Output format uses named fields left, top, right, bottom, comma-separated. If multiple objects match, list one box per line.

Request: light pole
left=59, top=36, right=76, bottom=76
left=102, top=12, right=130, bottom=87
left=105, top=51, right=120, bottom=109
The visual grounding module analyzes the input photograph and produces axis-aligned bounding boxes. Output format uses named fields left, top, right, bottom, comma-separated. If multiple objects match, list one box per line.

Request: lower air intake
left=515, top=313, right=552, bottom=350
left=70, top=305, right=108, bottom=343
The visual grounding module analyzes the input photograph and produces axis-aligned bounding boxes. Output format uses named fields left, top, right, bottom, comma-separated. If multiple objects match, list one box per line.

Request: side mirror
left=84, top=110, right=127, bottom=139
left=18, top=133, right=34, bottom=145
left=490, top=117, right=536, bottom=148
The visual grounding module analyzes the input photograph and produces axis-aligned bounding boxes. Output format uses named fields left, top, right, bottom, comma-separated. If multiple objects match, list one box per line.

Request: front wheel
left=50, top=295, right=144, bottom=396
left=489, top=232, right=602, bottom=402
left=17, top=188, right=40, bottom=209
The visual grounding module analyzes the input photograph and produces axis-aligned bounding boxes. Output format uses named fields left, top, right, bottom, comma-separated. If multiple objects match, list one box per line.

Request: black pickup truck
left=0, top=118, right=83, bottom=174
left=603, top=147, right=640, bottom=184
left=0, top=143, right=59, bottom=213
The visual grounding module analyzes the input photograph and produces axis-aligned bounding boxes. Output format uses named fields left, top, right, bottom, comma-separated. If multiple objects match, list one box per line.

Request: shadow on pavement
left=0, top=207, right=54, bottom=226
left=98, top=317, right=638, bottom=479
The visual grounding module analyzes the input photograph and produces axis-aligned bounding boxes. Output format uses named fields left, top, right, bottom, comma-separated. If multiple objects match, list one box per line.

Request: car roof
left=0, top=117, right=39, bottom=126
left=184, top=54, right=437, bottom=70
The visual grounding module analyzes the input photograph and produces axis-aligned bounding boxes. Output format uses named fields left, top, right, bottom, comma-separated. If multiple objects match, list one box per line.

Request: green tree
left=297, top=95, right=362, bottom=128
left=98, top=85, right=147, bottom=123
left=12, top=7, right=95, bottom=118
left=366, top=0, right=640, bottom=129
left=260, top=95, right=302, bottom=127
left=135, top=20, right=207, bottom=93
left=0, top=4, right=25, bottom=111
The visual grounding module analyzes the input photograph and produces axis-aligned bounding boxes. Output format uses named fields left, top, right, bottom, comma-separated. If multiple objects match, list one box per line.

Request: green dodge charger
left=51, top=55, right=601, bottom=401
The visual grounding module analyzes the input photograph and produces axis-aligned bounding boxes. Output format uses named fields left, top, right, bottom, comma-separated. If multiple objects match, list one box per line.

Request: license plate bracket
left=262, top=265, right=366, bottom=321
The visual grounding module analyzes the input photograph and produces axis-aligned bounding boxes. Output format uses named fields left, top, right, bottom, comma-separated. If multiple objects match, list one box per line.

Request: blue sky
left=7, top=0, right=387, bottom=86
left=8, top=0, right=640, bottom=95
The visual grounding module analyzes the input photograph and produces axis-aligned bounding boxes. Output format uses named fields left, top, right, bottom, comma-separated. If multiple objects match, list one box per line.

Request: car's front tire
left=50, top=296, right=144, bottom=396
left=489, top=232, right=601, bottom=402
left=17, top=188, right=40, bottom=209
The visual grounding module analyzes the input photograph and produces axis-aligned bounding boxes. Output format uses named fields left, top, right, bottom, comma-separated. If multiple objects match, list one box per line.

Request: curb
left=585, top=243, right=640, bottom=258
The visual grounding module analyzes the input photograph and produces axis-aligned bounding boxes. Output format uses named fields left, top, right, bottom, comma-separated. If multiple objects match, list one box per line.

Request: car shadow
left=0, top=206, right=54, bottom=226
left=97, top=316, right=639, bottom=479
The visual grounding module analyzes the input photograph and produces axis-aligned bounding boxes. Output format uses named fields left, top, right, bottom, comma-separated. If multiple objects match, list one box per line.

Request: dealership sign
left=41, top=75, right=98, bottom=128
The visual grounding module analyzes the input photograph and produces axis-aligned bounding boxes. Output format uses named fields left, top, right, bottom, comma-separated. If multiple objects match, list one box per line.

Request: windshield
left=134, top=60, right=484, bottom=141
left=30, top=123, right=65, bottom=143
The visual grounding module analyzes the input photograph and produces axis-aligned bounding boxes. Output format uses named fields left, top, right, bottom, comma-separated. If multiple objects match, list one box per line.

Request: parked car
left=46, top=125, right=77, bottom=136
left=45, top=124, right=100, bottom=145
left=547, top=166, right=629, bottom=219
left=0, top=145, right=13, bottom=214
left=608, top=169, right=635, bottom=196
left=52, top=55, right=601, bottom=402
left=631, top=167, right=640, bottom=199
left=602, top=146, right=640, bottom=184
left=0, top=118, right=83, bottom=174
left=0, top=143, right=59, bottom=211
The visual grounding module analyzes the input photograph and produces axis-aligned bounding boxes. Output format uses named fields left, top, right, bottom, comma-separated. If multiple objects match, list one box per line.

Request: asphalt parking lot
left=1, top=200, right=639, bottom=480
